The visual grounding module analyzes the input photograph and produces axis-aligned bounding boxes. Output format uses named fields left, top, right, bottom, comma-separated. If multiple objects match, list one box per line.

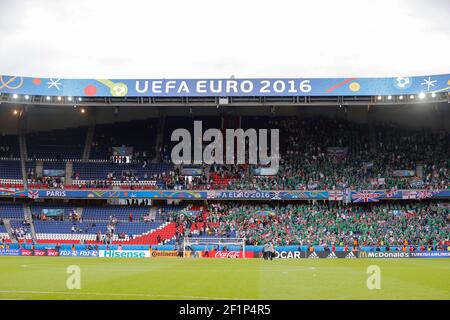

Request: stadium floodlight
left=25, top=95, right=30, bottom=100
left=431, top=92, right=436, bottom=98
left=12, top=94, right=19, bottom=99
left=67, top=96, right=73, bottom=101
left=419, top=92, right=426, bottom=99
left=219, top=97, right=229, bottom=105
left=387, top=95, right=392, bottom=100
left=399, top=95, right=404, bottom=100
left=57, top=96, right=62, bottom=101
left=410, top=95, right=415, bottom=100
left=78, top=97, right=82, bottom=102
left=46, top=96, right=51, bottom=101
left=377, top=95, right=382, bottom=101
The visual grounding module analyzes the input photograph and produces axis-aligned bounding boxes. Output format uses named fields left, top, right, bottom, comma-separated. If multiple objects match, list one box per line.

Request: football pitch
left=0, top=257, right=449, bottom=300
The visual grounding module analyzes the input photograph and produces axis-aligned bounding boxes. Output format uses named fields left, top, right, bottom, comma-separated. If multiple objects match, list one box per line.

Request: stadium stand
left=169, top=201, right=450, bottom=249
left=72, top=162, right=173, bottom=183
left=90, top=119, right=158, bottom=160
left=0, top=160, right=23, bottom=179
left=0, top=133, right=20, bottom=159
left=27, top=127, right=87, bottom=160
left=0, top=115, right=448, bottom=249
left=0, top=202, right=24, bottom=220
left=1, top=116, right=448, bottom=191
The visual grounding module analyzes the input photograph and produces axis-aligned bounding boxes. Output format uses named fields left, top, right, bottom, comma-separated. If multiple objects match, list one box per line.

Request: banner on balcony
left=1, top=74, right=449, bottom=97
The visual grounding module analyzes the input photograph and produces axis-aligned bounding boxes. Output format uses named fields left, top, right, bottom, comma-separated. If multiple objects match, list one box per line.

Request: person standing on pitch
left=269, top=242, right=275, bottom=261
left=262, top=243, right=270, bottom=260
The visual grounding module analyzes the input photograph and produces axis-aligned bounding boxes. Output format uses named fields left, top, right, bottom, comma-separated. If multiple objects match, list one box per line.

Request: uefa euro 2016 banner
left=0, top=74, right=449, bottom=97
left=0, top=188, right=449, bottom=200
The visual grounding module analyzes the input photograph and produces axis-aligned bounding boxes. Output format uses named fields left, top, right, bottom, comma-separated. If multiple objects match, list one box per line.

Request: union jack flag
left=352, top=191, right=381, bottom=203
left=27, top=190, right=39, bottom=200
left=328, top=191, right=343, bottom=201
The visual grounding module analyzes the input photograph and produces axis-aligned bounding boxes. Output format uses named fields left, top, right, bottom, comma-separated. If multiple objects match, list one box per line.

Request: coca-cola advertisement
left=201, top=250, right=254, bottom=258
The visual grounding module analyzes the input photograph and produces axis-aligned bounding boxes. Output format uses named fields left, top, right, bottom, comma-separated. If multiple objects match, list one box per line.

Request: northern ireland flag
left=352, top=191, right=381, bottom=203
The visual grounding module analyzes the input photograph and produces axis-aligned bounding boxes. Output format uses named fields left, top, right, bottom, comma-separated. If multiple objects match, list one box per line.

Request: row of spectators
left=0, top=218, right=32, bottom=241
left=27, top=168, right=66, bottom=189
left=223, top=118, right=448, bottom=191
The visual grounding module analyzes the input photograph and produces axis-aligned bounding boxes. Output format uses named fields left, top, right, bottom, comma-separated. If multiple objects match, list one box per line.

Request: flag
left=363, top=162, right=374, bottom=169
left=343, top=188, right=352, bottom=204
left=0, top=188, right=17, bottom=195
left=393, top=170, right=415, bottom=177
left=255, top=211, right=275, bottom=216
left=402, top=190, right=417, bottom=200
left=271, top=192, right=282, bottom=200
left=416, top=191, right=433, bottom=200
left=207, top=191, right=218, bottom=199
left=27, top=190, right=39, bottom=200
left=327, top=147, right=348, bottom=162
left=385, top=187, right=397, bottom=198
left=352, top=191, right=381, bottom=203
left=180, top=210, right=201, bottom=217
left=391, top=210, right=406, bottom=216
left=328, top=191, right=343, bottom=201
left=410, top=178, right=424, bottom=188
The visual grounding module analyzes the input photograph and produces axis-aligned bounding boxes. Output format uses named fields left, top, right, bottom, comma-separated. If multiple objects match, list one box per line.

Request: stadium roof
left=0, top=0, right=449, bottom=79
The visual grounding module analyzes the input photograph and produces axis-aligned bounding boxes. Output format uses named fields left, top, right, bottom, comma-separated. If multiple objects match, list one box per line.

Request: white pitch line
left=0, top=290, right=243, bottom=300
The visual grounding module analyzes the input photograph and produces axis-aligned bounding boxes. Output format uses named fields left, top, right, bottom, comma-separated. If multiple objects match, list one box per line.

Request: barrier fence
left=1, top=246, right=448, bottom=258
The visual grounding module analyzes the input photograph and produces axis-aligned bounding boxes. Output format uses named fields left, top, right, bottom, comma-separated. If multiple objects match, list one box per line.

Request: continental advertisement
left=150, top=250, right=190, bottom=258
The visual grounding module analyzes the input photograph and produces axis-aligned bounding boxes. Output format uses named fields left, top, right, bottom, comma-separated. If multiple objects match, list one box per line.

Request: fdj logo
left=171, top=121, right=279, bottom=172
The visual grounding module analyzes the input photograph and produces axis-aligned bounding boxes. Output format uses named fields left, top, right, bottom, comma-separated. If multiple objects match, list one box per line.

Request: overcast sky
left=0, top=0, right=449, bottom=78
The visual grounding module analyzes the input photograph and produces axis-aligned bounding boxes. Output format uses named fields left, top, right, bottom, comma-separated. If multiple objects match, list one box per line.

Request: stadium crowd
left=223, top=118, right=449, bottom=191
left=8, top=117, right=447, bottom=192
left=171, top=201, right=450, bottom=250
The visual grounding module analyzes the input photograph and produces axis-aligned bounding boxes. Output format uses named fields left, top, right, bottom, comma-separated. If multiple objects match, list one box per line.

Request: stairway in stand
left=114, top=222, right=177, bottom=245
left=3, top=219, right=17, bottom=244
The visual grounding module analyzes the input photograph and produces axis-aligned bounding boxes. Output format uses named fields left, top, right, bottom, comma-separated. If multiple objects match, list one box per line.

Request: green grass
left=0, top=257, right=449, bottom=300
